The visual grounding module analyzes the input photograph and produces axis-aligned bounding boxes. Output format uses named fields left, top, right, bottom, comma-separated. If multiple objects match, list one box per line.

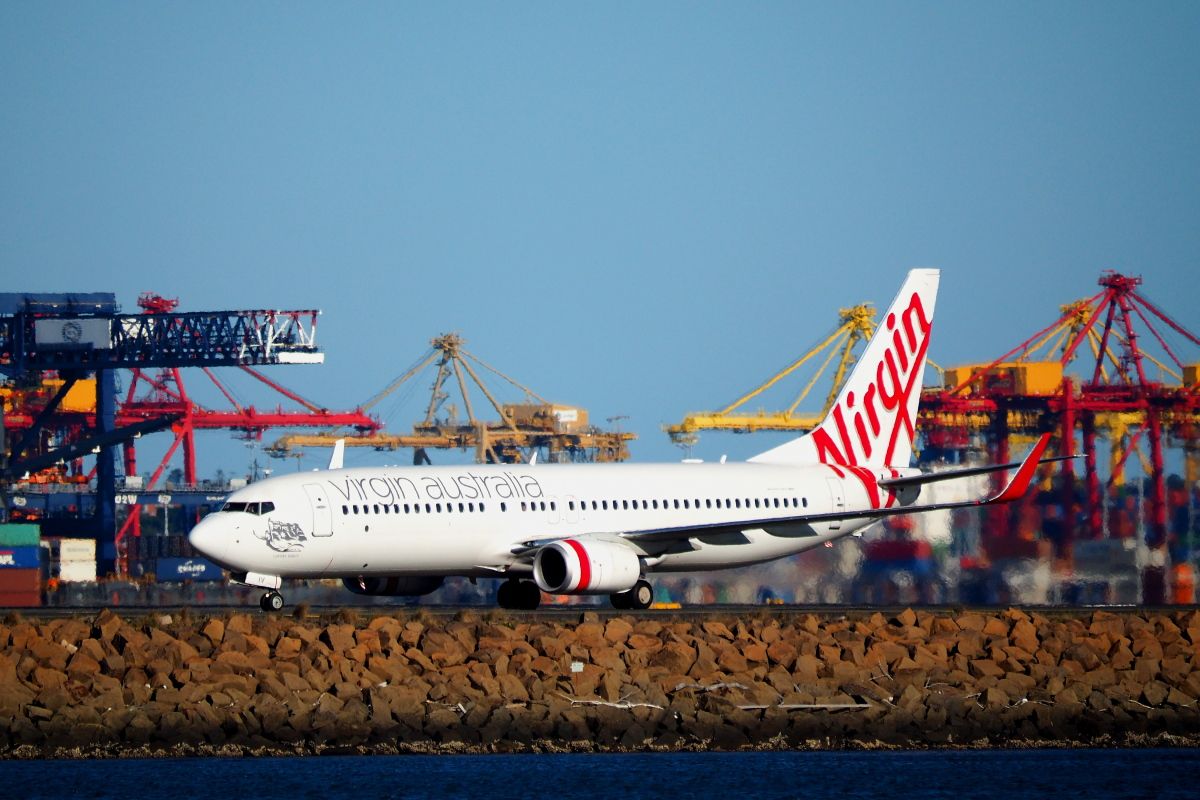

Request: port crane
left=269, top=332, right=634, bottom=464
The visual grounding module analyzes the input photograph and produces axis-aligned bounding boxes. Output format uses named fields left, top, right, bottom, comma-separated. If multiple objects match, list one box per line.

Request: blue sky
left=3, top=2, right=1198, bottom=477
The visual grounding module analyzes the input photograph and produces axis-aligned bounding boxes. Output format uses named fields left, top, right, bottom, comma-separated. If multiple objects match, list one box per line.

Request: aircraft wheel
left=518, top=581, right=542, bottom=610
left=609, top=590, right=631, bottom=610
left=629, top=580, right=653, bottom=610
left=496, top=579, right=520, bottom=610
left=260, top=591, right=284, bottom=612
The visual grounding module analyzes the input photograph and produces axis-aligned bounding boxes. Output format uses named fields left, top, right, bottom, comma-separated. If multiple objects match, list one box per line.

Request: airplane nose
left=188, top=518, right=228, bottom=565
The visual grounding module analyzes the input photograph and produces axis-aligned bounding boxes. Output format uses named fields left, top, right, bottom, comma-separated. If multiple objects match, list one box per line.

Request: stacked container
left=0, top=523, right=42, bottom=607
left=44, top=537, right=98, bottom=583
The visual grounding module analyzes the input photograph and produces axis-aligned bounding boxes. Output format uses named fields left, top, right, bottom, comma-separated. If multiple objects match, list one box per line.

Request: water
left=1, top=749, right=1197, bottom=799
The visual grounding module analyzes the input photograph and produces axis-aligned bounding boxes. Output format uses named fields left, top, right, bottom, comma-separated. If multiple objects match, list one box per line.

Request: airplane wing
left=509, top=435, right=1062, bottom=555
left=619, top=433, right=1059, bottom=546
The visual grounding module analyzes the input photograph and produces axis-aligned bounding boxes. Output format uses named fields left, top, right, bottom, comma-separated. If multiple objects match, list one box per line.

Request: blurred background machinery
left=0, top=291, right=373, bottom=578
left=662, top=270, right=1200, bottom=606
left=267, top=332, right=635, bottom=465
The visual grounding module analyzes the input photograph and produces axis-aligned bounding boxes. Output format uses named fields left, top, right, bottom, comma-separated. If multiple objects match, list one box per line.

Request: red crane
left=920, top=271, right=1200, bottom=601
left=111, top=293, right=381, bottom=548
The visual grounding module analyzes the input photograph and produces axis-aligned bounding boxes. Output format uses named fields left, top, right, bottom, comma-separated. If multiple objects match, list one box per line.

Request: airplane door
left=825, top=477, right=845, bottom=532
left=304, top=483, right=333, bottom=537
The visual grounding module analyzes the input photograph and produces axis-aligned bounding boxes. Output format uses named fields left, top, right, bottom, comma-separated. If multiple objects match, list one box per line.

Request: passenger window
left=551, top=501, right=557, bottom=511
left=734, top=499, right=741, bottom=509
left=342, top=505, right=349, bottom=515
left=652, top=500, right=658, bottom=509
left=569, top=501, right=575, bottom=511
left=425, top=503, right=432, bottom=513
left=802, top=497, right=808, bottom=507
left=458, top=502, right=465, bottom=512
left=602, top=500, right=608, bottom=511
left=500, top=502, right=506, bottom=512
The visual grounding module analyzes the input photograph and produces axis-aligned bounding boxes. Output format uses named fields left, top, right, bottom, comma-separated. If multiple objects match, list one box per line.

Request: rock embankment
left=2, top=607, right=1199, bottom=757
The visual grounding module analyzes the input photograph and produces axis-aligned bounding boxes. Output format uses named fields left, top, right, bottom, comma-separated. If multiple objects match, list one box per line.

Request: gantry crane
left=0, top=290, right=351, bottom=573
left=665, top=303, right=879, bottom=447
left=268, top=332, right=634, bottom=464
left=919, top=271, right=1200, bottom=601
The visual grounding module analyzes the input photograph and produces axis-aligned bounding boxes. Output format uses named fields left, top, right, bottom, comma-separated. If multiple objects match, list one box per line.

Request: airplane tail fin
left=749, top=268, right=940, bottom=468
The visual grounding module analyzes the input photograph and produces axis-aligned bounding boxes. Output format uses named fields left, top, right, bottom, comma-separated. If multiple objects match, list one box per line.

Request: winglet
left=989, top=433, right=1051, bottom=503
left=327, top=439, right=345, bottom=471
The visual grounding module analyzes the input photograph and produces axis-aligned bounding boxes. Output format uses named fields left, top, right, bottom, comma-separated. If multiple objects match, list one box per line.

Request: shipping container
left=41, top=377, right=98, bottom=413
left=155, top=557, right=224, bottom=582
left=0, top=568, right=40, bottom=592
left=43, top=537, right=96, bottom=562
left=0, top=546, right=41, bottom=569
left=56, top=561, right=97, bottom=583
left=0, top=591, right=42, bottom=608
left=944, top=361, right=1064, bottom=396
left=502, top=403, right=590, bottom=433
left=0, top=523, right=40, bottom=547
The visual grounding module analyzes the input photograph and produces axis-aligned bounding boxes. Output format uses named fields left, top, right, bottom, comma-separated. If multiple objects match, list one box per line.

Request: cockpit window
left=221, top=501, right=275, bottom=515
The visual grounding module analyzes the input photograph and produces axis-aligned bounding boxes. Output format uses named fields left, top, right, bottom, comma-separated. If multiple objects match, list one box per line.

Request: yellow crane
left=269, top=333, right=634, bottom=464
left=665, top=304, right=879, bottom=446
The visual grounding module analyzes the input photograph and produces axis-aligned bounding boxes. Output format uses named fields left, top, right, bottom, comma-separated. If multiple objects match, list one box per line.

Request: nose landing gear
left=259, top=591, right=285, bottom=612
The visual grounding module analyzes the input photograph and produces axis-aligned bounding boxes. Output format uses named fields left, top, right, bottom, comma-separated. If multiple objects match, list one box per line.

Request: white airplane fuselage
left=190, top=460, right=920, bottom=580
left=188, top=269, right=1060, bottom=611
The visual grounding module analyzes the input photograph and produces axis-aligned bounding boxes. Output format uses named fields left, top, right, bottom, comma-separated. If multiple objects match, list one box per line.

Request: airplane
left=188, top=269, right=1068, bottom=612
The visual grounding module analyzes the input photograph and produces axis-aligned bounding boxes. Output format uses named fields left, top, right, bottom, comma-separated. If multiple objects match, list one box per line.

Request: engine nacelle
left=342, top=575, right=445, bottom=596
left=533, top=538, right=641, bottom=594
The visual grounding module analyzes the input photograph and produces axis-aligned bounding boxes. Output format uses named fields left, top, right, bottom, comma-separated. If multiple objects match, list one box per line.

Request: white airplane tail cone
left=749, top=268, right=940, bottom=468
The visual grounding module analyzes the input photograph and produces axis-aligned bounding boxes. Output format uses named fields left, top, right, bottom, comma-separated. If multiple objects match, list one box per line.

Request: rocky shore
left=2, top=607, right=1199, bottom=758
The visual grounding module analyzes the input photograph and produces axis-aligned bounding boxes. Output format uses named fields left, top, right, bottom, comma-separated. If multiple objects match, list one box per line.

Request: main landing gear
left=496, top=579, right=542, bottom=610
left=610, top=579, right=653, bottom=610
left=259, top=591, right=285, bottom=612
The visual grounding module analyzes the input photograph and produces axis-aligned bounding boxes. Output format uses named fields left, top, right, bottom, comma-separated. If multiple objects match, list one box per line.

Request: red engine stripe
left=564, top=539, right=591, bottom=591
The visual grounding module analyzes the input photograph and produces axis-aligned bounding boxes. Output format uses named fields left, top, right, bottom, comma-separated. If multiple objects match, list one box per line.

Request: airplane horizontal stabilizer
left=877, top=435, right=1073, bottom=491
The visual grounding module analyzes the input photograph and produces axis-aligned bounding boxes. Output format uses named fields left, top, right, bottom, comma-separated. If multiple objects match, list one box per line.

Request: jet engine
left=342, top=575, right=445, bottom=596
left=533, top=538, right=641, bottom=594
